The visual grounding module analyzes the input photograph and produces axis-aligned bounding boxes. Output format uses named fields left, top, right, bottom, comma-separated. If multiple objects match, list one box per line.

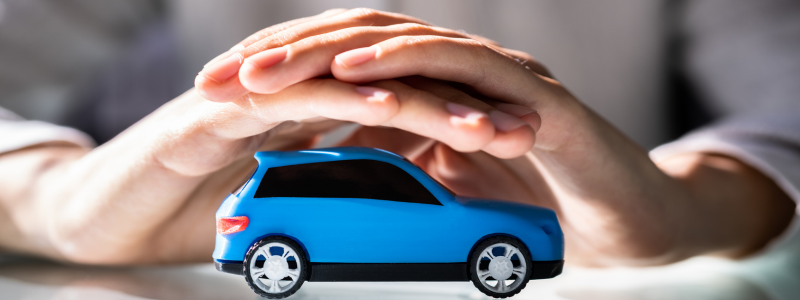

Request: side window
left=254, top=159, right=441, bottom=205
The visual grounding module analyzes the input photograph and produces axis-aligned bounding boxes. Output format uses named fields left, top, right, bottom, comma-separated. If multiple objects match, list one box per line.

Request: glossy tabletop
left=2, top=248, right=799, bottom=300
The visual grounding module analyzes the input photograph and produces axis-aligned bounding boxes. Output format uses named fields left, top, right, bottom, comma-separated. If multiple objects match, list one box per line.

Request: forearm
left=527, top=102, right=794, bottom=265
left=659, top=152, right=795, bottom=259
left=528, top=103, right=694, bottom=266
left=0, top=143, right=87, bottom=259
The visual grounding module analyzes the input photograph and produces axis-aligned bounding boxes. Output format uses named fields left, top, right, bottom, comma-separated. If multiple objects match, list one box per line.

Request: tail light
left=217, top=216, right=249, bottom=235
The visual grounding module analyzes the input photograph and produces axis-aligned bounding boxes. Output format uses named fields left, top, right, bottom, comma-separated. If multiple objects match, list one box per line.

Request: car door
left=251, top=159, right=461, bottom=263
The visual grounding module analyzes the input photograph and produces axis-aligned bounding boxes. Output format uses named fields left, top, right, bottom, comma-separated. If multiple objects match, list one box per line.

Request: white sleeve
left=0, top=107, right=95, bottom=154
left=650, top=111, right=800, bottom=254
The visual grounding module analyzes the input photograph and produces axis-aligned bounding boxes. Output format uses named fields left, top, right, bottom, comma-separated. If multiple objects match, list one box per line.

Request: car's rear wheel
left=244, top=236, right=308, bottom=299
left=469, top=236, right=532, bottom=298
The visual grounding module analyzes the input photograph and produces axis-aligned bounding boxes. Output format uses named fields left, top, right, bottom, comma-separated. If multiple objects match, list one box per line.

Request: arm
left=0, top=143, right=87, bottom=259
left=658, top=152, right=794, bottom=259
left=195, top=8, right=798, bottom=266
left=2, top=76, right=519, bottom=264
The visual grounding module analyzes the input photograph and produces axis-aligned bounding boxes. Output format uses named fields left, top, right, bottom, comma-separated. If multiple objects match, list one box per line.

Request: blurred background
left=1, top=0, right=747, bottom=148
left=2, top=0, right=800, bottom=299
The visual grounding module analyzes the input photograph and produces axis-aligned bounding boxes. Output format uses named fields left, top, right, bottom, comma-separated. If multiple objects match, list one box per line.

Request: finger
left=158, top=80, right=400, bottom=176
left=240, top=8, right=430, bottom=58
left=167, top=77, right=506, bottom=176
left=238, top=8, right=350, bottom=49
left=238, top=23, right=470, bottom=94
left=399, top=77, right=536, bottom=158
left=225, top=80, right=401, bottom=137
left=455, top=33, right=552, bottom=79
left=367, top=79, right=496, bottom=153
left=195, top=55, right=250, bottom=101
left=461, top=32, right=501, bottom=48
left=482, top=105, right=539, bottom=158
left=451, top=32, right=554, bottom=80
left=424, top=143, right=538, bottom=203
left=409, top=143, right=482, bottom=197
left=201, top=9, right=349, bottom=69
left=196, top=8, right=430, bottom=102
left=331, top=35, right=561, bottom=110
left=498, top=47, right=554, bottom=78
left=424, top=143, right=487, bottom=197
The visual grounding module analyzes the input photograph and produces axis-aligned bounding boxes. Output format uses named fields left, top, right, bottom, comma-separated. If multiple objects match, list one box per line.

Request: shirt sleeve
left=0, top=107, right=95, bottom=154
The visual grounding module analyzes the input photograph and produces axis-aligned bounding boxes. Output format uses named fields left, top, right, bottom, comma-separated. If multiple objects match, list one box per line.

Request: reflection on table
left=3, top=246, right=800, bottom=300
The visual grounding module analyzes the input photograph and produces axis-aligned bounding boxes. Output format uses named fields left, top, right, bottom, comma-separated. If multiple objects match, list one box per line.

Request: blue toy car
left=213, top=147, right=564, bottom=298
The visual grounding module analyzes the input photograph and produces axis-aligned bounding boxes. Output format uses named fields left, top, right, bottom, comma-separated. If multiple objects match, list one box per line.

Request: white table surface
left=2, top=250, right=799, bottom=300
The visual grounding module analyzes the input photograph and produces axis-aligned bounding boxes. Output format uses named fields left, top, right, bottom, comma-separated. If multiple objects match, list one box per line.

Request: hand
left=196, top=8, right=794, bottom=266
left=0, top=9, right=544, bottom=264
left=195, top=8, right=542, bottom=159
left=0, top=72, right=532, bottom=264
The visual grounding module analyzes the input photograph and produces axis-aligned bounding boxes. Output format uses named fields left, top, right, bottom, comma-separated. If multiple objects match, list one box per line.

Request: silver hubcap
left=249, top=242, right=301, bottom=294
left=476, top=243, right=527, bottom=293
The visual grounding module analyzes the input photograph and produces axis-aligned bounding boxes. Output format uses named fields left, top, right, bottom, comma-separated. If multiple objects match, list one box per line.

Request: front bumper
left=530, top=259, right=564, bottom=279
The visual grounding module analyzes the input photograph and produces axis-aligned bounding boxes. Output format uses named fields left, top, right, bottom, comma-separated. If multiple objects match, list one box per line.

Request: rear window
left=231, top=165, right=258, bottom=195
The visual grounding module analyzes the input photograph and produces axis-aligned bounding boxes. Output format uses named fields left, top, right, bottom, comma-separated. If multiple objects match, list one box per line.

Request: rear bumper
left=215, top=261, right=244, bottom=275
left=215, top=259, right=564, bottom=281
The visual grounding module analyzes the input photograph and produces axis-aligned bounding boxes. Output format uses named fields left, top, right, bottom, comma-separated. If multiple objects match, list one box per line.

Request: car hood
left=454, top=196, right=559, bottom=224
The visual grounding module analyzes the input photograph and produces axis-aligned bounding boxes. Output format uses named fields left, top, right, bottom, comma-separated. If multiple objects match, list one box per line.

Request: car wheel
left=469, top=236, right=532, bottom=298
left=244, top=236, right=308, bottom=299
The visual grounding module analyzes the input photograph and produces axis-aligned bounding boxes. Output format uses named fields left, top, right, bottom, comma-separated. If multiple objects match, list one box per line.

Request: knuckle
left=519, top=53, right=535, bottom=62
left=393, top=22, right=433, bottom=33
left=458, top=40, right=494, bottom=69
left=323, top=8, right=348, bottom=14
left=395, top=35, right=443, bottom=50
left=325, top=26, right=369, bottom=43
left=463, top=38, right=491, bottom=54
left=305, top=79, right=337, bottom=97
left=346, top=7, right=383, bottom=21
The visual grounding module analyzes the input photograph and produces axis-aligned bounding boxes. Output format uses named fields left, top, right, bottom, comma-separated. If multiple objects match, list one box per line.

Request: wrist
left=659, top=152, right=795, bottom=258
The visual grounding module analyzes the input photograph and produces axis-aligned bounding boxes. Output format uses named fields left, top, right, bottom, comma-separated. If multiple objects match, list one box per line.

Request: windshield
left=402, top=157, right=456, bottom=196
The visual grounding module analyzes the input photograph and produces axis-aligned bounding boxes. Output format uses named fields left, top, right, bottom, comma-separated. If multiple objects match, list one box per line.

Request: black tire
left=244, top=236, right=309, bottom=299
left=468, top=236, right=533, bottom=298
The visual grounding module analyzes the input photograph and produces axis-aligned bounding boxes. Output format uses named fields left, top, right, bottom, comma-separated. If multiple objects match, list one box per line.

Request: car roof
left=254, top=146, right=407, bottom=167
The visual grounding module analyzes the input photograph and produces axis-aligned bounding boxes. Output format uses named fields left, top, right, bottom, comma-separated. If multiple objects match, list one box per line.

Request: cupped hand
left=194, top=8, right=679, bottom=265
left=196, top=8, right=793, bottom=267
left=195, top=8, right=541, bottom=159
left=2, top=73, right=533, bottom=264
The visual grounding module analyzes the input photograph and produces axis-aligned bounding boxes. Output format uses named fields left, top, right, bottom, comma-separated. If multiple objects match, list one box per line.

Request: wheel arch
left=466, top=233, right=530, bottom=263
left=248, top=233, right=311, bottom=262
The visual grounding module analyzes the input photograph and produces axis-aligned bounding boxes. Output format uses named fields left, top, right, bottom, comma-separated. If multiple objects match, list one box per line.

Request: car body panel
left=212, top=147, right=564, bottom=264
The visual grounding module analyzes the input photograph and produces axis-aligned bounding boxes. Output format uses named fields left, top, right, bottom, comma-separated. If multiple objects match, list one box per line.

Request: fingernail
left=490, top=110, right=527, bottom=132
left=356, top=86, right=393, bottom=103
left=245, top=46, right=289, bottom=69
left=447, top=102, right=487, bottom=127
left=495, top=103, right=540, bottom=132
left=494, top=103, right=536, bottom=118
left=335, top=46, right=378, bottom=68
left=204, top=52, right=231, bottom=69
left=199, top=53, right=243, bottom=83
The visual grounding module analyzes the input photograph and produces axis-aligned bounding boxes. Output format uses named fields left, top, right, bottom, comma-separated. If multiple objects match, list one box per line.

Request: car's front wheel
left=469, top=236, right=533, bottom=298
left=244, top=236, right=308, bottom=299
